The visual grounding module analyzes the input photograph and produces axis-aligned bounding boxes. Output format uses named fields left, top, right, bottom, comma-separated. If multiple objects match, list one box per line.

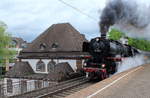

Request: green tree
left=0, top=21, right=16, bottom=78
left=108, top=28, right=150, bottom=51
left=128, top=38, right=150, bottom=51
left=0, top=23, right=10, bottom=56
left=108, top=28, right=125, bottom=40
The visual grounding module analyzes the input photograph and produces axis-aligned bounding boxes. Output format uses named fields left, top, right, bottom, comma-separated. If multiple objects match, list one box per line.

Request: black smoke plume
left=100, top=0, right=150, bottom=38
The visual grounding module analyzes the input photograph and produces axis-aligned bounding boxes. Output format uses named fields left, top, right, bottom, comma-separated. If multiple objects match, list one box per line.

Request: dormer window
left=51, top=43, right=58, bottom=49
left=21, top=43, right=27, bottom=48
left=40, top=43, right=46, bottom=50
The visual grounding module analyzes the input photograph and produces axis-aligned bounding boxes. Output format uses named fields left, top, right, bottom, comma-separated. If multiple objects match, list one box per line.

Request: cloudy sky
left=0, top=0, right=107, bottom=42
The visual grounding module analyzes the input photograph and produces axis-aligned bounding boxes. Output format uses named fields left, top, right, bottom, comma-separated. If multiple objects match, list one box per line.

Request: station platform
left=66, top=64, right=150, bottom=98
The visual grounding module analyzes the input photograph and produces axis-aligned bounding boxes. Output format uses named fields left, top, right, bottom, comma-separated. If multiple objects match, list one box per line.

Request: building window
left=76, top=60, right=82, bottom=71
left=20, top=80, right=27, bottom=94
left=47, top=60, right=56, bottom=72
left=7, top=79, right=13, bottom=93
left=34, top=80, right=42, bottom=89
left=51, top=43, right=58, bottom=49
left=36, top=60, right=45, bottom=72
left=21, top=43, right=27, bottom=48
left=11, top=40, right=18, bottom=48
left=40, top=43, right=46, bottom=50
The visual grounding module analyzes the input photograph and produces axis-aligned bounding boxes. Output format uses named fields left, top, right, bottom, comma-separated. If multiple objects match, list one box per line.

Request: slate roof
left=5, top=61, right=34, bottom=77
left=23, top=23, right=87, bottom=52
left=47, top=62, right=74, bottom=81
left=19, top=23, right=88, bottom=59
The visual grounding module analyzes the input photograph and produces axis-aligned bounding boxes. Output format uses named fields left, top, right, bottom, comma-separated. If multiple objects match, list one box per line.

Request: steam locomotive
left=82, top=37, right=139, bottom=80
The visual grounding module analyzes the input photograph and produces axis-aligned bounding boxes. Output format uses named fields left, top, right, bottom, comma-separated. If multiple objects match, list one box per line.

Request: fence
left=0, top=78, right=57, bottom=97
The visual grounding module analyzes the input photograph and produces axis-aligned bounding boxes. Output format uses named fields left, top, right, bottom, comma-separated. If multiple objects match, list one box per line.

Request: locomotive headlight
left=96, top=38, right=99, bottom=42
left=102, top=64, right=106, bottom=68
left=83, top=63, right=87, bottom=66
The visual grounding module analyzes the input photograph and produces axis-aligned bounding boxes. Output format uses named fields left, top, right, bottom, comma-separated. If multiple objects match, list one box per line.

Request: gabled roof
left=47, top=62, right=74, bottom=81
left=23, top=23, right=87, bottom=52
left=5, top=61, right=34, bottom=78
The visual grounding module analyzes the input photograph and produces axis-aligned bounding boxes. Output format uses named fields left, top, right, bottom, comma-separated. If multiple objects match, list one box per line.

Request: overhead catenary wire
left=57, top=0, right=98, bottom=21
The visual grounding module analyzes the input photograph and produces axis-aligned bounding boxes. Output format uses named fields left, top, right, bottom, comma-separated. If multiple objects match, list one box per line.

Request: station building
left=18, top=23, right=88, bottom=74
left=3, top=23, right=89, bottom=97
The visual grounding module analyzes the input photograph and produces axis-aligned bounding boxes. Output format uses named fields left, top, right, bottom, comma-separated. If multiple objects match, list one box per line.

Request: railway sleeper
left=61, top=91, right=72, bottom=95
left=55, top=93, right=67, bottom=97
left=52, top=94, right=64, bottom=98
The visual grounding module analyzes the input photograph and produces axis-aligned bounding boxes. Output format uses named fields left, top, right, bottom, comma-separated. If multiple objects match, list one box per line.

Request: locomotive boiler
left=82, top=37, right=139, bottom=80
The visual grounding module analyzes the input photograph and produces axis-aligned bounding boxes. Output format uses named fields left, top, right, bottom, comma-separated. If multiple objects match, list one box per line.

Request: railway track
left=36, top=76, right=94, bottom=98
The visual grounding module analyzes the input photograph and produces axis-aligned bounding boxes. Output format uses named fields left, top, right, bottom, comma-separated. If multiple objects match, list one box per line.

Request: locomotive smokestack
left=99, top=0, right=150, bottom=39
left=100, top=23, right=109, bottom=39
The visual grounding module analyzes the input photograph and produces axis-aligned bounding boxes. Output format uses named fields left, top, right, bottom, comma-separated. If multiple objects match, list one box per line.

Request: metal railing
left=0, top=78, right=57, bottom=97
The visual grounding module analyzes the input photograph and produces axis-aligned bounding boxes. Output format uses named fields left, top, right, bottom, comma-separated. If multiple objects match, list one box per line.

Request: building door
left=76, top=60, right=82, bottom=71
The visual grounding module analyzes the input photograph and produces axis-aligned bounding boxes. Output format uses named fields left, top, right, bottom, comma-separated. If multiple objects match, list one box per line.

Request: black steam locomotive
left=82, top=37, right=139, bottom=80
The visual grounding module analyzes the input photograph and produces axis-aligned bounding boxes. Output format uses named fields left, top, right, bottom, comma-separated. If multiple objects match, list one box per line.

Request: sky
left=0, top=0, right=107, bottom=42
